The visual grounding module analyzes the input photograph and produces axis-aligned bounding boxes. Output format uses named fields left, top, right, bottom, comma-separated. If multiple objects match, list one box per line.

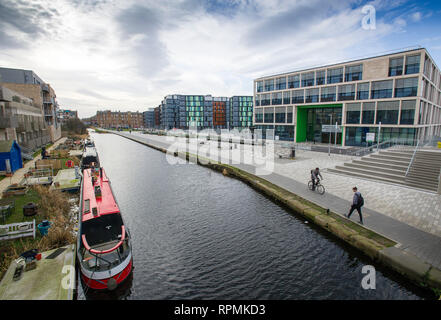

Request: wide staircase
left=328, top=148, right=441, bottom=192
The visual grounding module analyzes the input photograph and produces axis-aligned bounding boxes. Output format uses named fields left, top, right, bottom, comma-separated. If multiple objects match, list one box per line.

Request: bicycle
left=308, top=179, right=325, bottom=195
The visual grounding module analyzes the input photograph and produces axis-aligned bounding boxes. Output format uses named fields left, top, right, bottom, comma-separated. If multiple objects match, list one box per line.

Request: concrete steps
left=329, top=148, right=441, bottom=193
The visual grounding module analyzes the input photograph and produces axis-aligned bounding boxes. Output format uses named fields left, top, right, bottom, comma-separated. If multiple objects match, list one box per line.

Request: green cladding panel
left=295, top=104, right=342, bottom=143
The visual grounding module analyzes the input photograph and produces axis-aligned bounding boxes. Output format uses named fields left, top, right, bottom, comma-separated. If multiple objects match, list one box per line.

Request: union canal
left=77, top=132, right=433, bottom=299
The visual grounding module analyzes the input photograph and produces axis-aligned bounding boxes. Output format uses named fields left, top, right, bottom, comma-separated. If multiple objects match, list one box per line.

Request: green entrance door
left=297, top=105, right=342, bottom=144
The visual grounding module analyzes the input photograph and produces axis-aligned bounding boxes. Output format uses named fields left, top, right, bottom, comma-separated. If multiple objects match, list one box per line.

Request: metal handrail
left=405, top=140, right=420, bottom=177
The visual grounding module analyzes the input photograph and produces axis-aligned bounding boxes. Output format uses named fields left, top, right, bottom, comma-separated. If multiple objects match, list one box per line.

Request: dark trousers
left=311, top=178, right=319, bottom=191
left=348, top=204, right=363, bottom=223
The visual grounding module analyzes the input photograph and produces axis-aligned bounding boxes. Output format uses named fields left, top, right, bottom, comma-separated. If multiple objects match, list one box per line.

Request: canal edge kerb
left=107, top=130, right=441, bottom=295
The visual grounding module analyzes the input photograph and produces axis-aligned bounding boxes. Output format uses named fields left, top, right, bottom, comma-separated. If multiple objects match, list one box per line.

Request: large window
left=345, top=64, right=362, bottom=81
left=283, top=91, right=290, bottom=104
left=371, top=80, right=393, bottom=99
left=255, top=95, right=260, bottom=106
left=316, top=70, right=326, bottom=85
left=264, top=107, right=274, bottom=123
left=362, top=102, right=375, bottom=124
left=288, top=75, right=300, bottom=88
left=261, top=93, right=270, bottom=106
left=264, top=79, right=274, bottom=92
left=346, top=103, right=361, bottom=124
left=357, top=83, right=369, bottom=100
left=376, top=101, right=399, bottom=124
left=301, top=72, right=315, bottom=87
left=400, top=100, right=416, bottom=124
left=405, top=54, right=420, bottom=75
left=287, top=106, right=293, bottom=123
left=275, top=107, right=286, bottom=123
left=255, top=108, right=263, bottom=123
left=256, top=81, right=263, bottom=93
left=276, top=77, right=286, bottom=90
left=305, top=88, right=319, bottom=103
left=389, top=57, right=403, bottom=76
left=292, top=89, right=304, bottom=104
left=327, top=67, right=343, bottom=84
left=272, top=92, right=282, bottom=105
left=395, top=77, right=418, bottom=98
left=338, top=84, right=355, bottom=101
left=320, top=86, right=336, bottom=102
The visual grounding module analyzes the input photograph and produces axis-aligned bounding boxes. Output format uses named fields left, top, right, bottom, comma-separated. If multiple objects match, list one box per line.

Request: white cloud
left=0, top=0, right=412, bottom=117
left=411, top=11, right=422, bottom=22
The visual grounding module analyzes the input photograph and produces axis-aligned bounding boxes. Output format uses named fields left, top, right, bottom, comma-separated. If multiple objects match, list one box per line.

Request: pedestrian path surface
left=109, top=131, right=441, bottom=269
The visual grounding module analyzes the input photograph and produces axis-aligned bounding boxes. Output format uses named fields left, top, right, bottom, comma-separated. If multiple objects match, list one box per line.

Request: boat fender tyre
left=107, top=278, right=117, bottom=291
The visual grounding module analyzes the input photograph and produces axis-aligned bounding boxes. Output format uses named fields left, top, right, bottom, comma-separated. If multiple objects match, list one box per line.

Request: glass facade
left=305, top=107, right=342, bottom=143
left=301, top=72, right=315, bottom=87
left=405, top=54, right=420, bottom=75
left=371, top=80, right=393, bottom=99
left=264, top=107, right=274, bottom=123
left=272, top=92, right=282, bottom=105
left=389, top=57, right=403, bottom=76
left=357, top=83, right=370, bottom=100
left=361, top=102, right=375, bottom=124
left=376, top=100, right=399, bottom=124
left=316, top=70, right=326, bottom=85
left=256, top=81, right=263, bottom=93
left=345, top=64, right=362, bottom=81
left=275, top=125, right=294, bottom=141
left=288, top=75, right=300, bottom=88
left=305, top=88, right=319, bottom=103
left=264, top=79, right=274, bottom=92
left=292, top=89, right=304, bottom=104
left=338, top=84, right=355, bottom=101
left=287, top=106, right=293, bottom=123
left=283, top=91, right=290, bottom=104
left=275, top=107, right=286, bottom=123
left=346, top=103, right=361, bottom=124
left=327, top=67, right=343, bottom=84
left=400, top=100, right=416, bottom=125
left=321, top=86, right=336, bottom=102
left=255, top=108, right=263, bottom=123
left=276, top=77, right=286, bottom=90
left=394, top=77, right=418, bottom=97
left=345, top=127, right=416, bottom=146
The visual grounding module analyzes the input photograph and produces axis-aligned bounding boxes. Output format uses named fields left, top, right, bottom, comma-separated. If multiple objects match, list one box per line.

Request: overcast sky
left=1, top=0, right=440, bottom=118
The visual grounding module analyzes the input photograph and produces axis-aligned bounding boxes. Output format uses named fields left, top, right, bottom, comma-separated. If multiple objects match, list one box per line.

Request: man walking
left=346, top=186, right=364, bottom=224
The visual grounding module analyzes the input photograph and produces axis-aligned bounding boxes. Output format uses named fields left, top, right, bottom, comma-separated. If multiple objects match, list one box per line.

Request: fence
left=0, top=219, right=36, bottom=241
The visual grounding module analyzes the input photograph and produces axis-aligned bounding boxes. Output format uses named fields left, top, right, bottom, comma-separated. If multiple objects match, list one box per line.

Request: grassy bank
left=0, top=186, right=76, bottom=281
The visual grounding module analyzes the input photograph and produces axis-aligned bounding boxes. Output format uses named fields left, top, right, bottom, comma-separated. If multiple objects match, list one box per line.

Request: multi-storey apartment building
left=0, top=86, right=51, bottom=149
left=253, top=48, right=441, bottom=145
left=229, top=96, right=253, bottom=130
left=0, top=67, right=61, bottom=142
left=157, top=94, right=253, bottom=130
left=143, top=109, right=155, bottom=128
left=57, top=109, right=78, bottom=124
left=96, top=110, right=144, bottom=129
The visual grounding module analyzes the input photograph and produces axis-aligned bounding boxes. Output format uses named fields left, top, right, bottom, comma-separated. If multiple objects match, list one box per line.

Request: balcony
left=0, top=115, right=18, bottom=128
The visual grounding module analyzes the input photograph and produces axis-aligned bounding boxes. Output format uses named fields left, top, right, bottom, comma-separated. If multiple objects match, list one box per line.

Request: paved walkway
left=0, top=138, right=67, bottom=197
left=109, top=131, right=441, bottom=269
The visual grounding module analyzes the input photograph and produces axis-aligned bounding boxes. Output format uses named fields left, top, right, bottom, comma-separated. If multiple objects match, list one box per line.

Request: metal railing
left=405, top=140, right=420, bottom=177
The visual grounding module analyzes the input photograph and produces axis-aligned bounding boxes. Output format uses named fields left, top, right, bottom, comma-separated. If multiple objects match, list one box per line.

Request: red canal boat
left=77, top=167, right=133, bottom=290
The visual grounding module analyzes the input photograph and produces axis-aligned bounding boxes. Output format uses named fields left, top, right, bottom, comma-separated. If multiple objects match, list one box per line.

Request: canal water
left=77, top=132, right=433, bottom=300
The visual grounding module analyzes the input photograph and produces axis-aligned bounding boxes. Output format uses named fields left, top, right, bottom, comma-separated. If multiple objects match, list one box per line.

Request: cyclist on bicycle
left=310, top=167, right=323, bottom=191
